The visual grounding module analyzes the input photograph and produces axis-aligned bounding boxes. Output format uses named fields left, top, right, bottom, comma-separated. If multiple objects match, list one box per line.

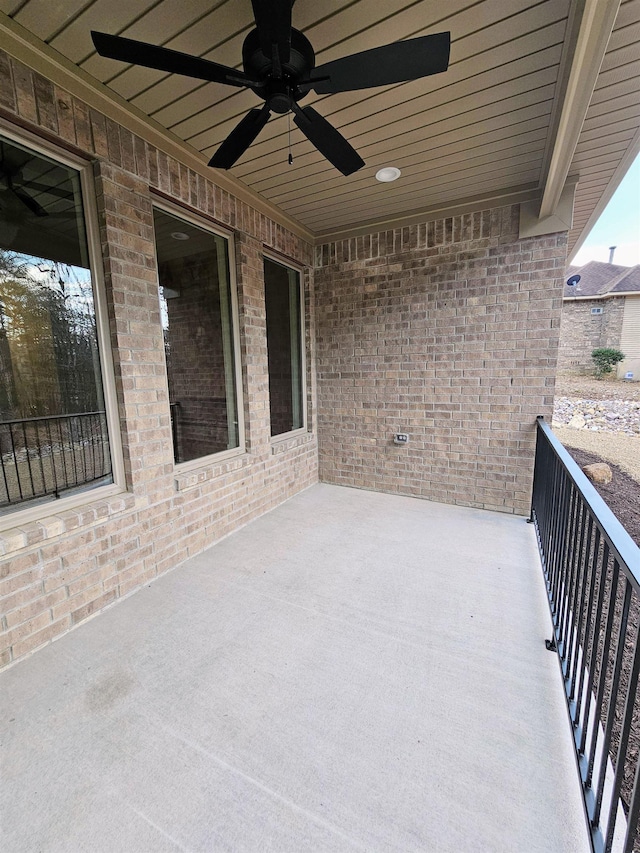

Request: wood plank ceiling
left=1, top=0, right=638, bottom=252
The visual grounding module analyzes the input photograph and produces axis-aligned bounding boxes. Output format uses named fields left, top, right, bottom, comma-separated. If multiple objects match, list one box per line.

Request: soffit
left=1, top=0, right=638, bottom=246
left=567, top=0, right=640, bottom=259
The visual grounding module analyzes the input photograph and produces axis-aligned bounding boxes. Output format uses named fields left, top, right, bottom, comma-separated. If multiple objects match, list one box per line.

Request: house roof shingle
left=563, top=261, right=640, bottom=298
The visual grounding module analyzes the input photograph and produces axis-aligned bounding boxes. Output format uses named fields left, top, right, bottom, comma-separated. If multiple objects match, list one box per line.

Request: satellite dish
left=566, top=274, right=581, bottom=287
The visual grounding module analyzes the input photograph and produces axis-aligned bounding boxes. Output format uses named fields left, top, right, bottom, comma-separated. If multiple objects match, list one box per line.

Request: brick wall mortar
left=314, top=204, right=567, bottom=515
left=0, top=52, right=318, bottom=669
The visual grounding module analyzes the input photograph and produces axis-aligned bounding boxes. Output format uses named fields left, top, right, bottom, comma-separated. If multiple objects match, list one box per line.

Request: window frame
left=263, top=251, right=308, bottom=443
left=152, top=198, right=246, bottom=472
left=0, top=119, right=125, bottom=530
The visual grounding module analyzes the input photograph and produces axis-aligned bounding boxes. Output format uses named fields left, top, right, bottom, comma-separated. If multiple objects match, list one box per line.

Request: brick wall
left=557, top=298, right=625, bottom=374
left=314, top=208, right=567, bottom=515
left=0, top=52, right=318, bottom=669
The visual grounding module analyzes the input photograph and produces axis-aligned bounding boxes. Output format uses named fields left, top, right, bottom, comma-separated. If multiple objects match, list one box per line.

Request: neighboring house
left=0, top=0, right=639, bottom=670
left=558, top=261, right=640, bottom=379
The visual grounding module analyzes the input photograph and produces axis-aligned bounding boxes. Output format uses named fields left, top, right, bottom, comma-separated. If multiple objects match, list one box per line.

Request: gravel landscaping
left=552, top=376, right=640, bottom=543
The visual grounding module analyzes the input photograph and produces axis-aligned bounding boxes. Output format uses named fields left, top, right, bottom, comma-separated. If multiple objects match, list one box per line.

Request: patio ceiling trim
left=537, top=0, right=621, bottom=220
left=313, top=183, right=541, bottom=244
left=0, top=12, right=314, bottom=244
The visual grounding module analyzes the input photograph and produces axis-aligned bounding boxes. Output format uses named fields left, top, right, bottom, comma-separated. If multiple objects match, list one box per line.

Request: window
left=591, top=307, right=604, bottom=315
left=0, top=133, right=113, bottom=512
left=154, top=208, right=240, bottom=464
left=264, top=257, right=304, bottom=437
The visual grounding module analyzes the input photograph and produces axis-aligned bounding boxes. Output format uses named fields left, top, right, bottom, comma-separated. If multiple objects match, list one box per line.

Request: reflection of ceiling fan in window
left=0, top=141, right=83, bottom=267
left=0, top=144, right=73, bottom=219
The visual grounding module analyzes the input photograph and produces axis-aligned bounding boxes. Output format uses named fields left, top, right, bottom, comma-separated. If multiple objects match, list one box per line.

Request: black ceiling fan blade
left=91, top=31, right=255, bottom=88
left=208, top=106, right=272, bottom=169
left=292, top=105, right=364, bottom=176
left=11, top=185, right=48, bottom=217
left=27, top=182, right=74, bottom=201
left=307, top=32, right=451, bottom=94
left=250, top=0, right=292, bottom=67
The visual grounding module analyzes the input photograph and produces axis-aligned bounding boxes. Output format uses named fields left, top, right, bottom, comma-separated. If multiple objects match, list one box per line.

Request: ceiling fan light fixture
left=376, top=167, right=401, bottom=183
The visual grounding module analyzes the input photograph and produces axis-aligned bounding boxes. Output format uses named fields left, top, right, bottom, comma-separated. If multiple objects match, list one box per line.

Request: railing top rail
left=536, top=416, right=639, bottom=586
left=0, top=411, right=107, bottom=426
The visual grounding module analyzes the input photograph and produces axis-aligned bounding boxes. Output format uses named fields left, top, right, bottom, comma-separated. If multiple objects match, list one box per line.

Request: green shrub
left=591, top=347, right=625, bottom=378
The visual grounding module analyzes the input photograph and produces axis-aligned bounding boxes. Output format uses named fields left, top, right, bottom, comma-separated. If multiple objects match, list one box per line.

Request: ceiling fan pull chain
left=288, top=112, right=293, bottom=165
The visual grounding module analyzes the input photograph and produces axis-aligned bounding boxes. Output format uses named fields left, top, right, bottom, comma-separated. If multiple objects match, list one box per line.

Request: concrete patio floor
left=1, top=483, right=589, bottom=852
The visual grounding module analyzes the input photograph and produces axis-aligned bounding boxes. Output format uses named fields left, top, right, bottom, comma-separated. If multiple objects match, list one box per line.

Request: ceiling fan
left=91, top=1, right=450, bottom=176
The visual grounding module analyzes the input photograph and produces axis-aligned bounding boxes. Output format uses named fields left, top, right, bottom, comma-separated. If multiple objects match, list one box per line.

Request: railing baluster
left=21, top=420, right=36, bottom=500
left=70, top=415, right=79, bottom=486
left=90, top=413, right=98, bottom=479
left=0, top=424, right=12, bottom=503
left=570, top=516, right=594, bottom=705
left=580, top=541, right=610, bottom=759
left=623, top=742, right=640, bottom=853
left=560, top=484, right=580, bottom=659
left=587, top=561, right=620, bottom=790
left=45, top=418, right=58, bottom=497
left=79, top=413, right=88, bottom=484
left=575, top=527, right=602, bottom=747
left=593, top=571, right=630, bottom=829
left=0, top=412, right=112, bottom=509
left=531, top=418, right=640, bottom=853
left=567, top=505, right=589, bottom=695
left=9, top=424, right=23, bottom=501
left=101, top=412, right=110, bottom=477
left=34, top=420, right=47, bottom=497
left=57, top=417, right=68, bottom=493
left=605, top=619, right=640, bottom=852
left=548, top=459, right=567, bottom=618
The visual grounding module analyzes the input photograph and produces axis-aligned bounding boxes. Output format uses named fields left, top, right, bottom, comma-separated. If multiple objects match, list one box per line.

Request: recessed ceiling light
left=171, top=231, right=189, bottom=241
left=375, top=167, right=401, bottom=182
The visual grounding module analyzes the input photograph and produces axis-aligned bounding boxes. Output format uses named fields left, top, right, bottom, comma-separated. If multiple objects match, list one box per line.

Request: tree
left=0, top=248, right=101, bottom=420
left=591, top=347, right=625, bottom=378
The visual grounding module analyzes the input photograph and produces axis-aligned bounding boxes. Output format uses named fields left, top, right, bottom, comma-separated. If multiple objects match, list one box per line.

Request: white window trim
left=263, top=251, right=308, bottom=442
left=0, top=120, right=125, bottom=532
left=151, top=198, right=246, bottom=471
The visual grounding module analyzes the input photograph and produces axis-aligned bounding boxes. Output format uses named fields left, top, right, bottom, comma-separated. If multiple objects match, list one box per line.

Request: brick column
left=93, top=161, right=174, bottom=502
left=235, top=231, right=271, bottom=456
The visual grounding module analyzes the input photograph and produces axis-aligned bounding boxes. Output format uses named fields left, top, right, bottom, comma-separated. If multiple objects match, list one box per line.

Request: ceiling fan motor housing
left=242, top=28, right=315, bottom=112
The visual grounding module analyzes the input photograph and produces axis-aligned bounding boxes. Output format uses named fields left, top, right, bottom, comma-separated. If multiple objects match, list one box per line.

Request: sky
left=571, top=152, right=640, bottom=267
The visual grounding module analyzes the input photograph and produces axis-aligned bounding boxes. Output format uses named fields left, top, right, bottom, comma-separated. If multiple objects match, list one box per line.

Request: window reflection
left=0, top=135, right=112, bottom=510
left=264, top=258, right=303, bottom=437
left=154, top=209, right=239, bottom=464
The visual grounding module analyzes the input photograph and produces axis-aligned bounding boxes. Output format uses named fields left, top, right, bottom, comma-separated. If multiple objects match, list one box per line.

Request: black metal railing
left=169, top=402, right=181, bottom=464
left=0, top=411, right=112, bottom=508
left=531, top=417, right=640, bottom=853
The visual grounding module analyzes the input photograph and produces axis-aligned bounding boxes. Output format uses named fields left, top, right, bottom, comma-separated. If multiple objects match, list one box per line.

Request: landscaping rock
left=582, top=463, right=613, bottom=485
left=567, top=413, right=586, bottom=429
left=553, top=397, right=640, bottom=435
